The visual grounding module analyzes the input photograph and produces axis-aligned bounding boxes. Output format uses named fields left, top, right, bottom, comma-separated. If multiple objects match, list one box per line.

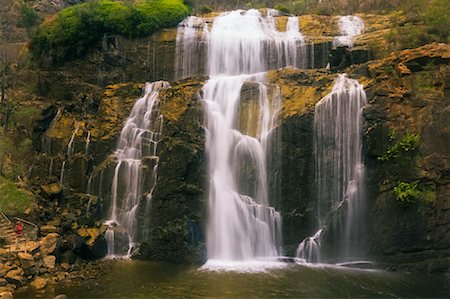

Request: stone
left=30, top=276, right=48, bottom=290
left=0, top=264, right=6, bottom=278
left=397, top=62, right=411, bottom=76
left=40, top=225, right=58, bottom=234
left=60, top=263, right=71, bottom=271
left=17, top=252, right=33, bottom=261
left=43, top=255, right=56, bottom=269
left=0, top=279, right=6, bottom=287
left=0, top=291, right=13, bottom=299
left=53, top=295, right=68, bottom=299
left=41, top=183, right=63, bottom=198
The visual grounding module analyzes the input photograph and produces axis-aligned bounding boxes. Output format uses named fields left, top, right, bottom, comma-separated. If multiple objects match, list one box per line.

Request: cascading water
left=296, top=74, right=367, bottom=263
left=105, top=81, right=169, bottom=258
left=333, top=16, right=364, bottom=48
left=182, top=9, right=308, bottom=269
left=60, top=122, right=80, bottom=185
left=175, top=16, right=209, bottom=79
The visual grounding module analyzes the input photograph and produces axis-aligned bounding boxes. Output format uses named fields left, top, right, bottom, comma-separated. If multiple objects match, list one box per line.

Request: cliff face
left=363, top=43, right=450, bottom=271
left=9, top=8, right=449, bottom=270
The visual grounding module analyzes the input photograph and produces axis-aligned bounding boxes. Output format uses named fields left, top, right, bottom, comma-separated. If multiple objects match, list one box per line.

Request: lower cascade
left=296, top=74, right=367, bottom=263
left=105, top=81, right=169, bottom=257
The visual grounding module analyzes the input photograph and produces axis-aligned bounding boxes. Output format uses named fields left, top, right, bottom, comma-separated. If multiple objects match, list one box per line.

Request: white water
left=296, top=74, right=367, bottom=263
left=175, top=16, right=209, bottom=79
left=195, top=9, right=308, bottom=268
left=85, top=131, right=91, bottom=155
left=333, top=16, right=364, bottom=48
left=105, top=81, right=169, bottom=257
left=60, top=122, right=80, bottom=185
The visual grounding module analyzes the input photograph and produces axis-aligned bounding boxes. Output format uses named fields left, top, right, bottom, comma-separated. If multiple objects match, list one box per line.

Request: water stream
left=194, top=9, right=309, bottom=269
left=296, top=74, right=367, bottom=263
left=105, top=81, right=169, bottom=257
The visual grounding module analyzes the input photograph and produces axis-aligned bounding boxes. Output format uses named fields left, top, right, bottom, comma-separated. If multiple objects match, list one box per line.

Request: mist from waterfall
left=105, top=81, right=169, bottom=258
left=296, top=74, right=367, bottom=263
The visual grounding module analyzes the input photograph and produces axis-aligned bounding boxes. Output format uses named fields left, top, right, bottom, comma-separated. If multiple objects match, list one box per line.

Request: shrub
left=378, top=132, right=420, bottom=162
left=274, top=4, right=290, bottom=14
left=30, top=0, right=190, bottom=62
left=0, top=177, right=34, bottom=216
left=18, top=2, right=42, bottom=34
left=393, top=181, right=436, bottom=205
left=199, top=5, right=213, bottom=14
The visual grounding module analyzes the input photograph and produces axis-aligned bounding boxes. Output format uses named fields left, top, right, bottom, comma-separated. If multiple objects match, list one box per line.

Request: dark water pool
left=18, top=260, right=450, bottom=298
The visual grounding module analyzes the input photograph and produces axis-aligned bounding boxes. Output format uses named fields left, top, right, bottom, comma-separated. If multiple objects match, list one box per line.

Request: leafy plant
left=393, top=181, right=436, bottom=205
left=378, top=132, right=420, bottom=161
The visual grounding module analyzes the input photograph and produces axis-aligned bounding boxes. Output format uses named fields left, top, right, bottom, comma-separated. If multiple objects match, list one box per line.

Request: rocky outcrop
left=139, top=78, right=206, bottom=263
left=361, top=43, right=450, bottom=270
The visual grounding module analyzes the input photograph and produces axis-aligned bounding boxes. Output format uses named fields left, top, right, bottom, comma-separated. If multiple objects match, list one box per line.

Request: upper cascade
left=333, top=15, right=365, bottom=48
left=175, top=9, right=308, bottom=80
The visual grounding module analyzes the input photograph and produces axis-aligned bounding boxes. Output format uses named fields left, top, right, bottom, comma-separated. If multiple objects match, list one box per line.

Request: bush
left=274, top=4, right=290, bottom=14
left=30, top=0, right=190, bottom=62
left=18, top=2, right=42, bottom=34
left=378, top=132, right=420, bottom=162
left=393, top=181, right=436, bottom=205
left=199, top=5, right=213, bottom=14
left=0, top=177, right=34, bottom=216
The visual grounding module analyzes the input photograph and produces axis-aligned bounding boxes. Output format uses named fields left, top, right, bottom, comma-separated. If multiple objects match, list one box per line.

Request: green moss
left=31, top=0, right=190, bottom=61
left=0, top=177, right=34, bottom=216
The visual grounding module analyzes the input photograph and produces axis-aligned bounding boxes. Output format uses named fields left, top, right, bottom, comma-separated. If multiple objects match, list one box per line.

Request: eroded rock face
left=139, top=78, right=207, bottom=263
left=362, top=43, right=450, bottom=266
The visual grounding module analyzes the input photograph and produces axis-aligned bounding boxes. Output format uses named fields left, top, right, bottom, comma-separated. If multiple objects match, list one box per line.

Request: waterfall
left=333, top=16, right=364, bottom=48
left=191, top=9, right=307, bottom=269
left=60, top=122, right=80, bottom=185
left=175, top=16, right=209, bottom=80
left=85, top=130, right=91, bottom=155
left=105, top=81, right=169, bottom=258
left=296, top=74, right=367, bottom=263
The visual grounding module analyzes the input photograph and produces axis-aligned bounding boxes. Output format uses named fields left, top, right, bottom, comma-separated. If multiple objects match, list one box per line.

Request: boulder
left=0, top=264, right=6, bottom=278
left=40, top=225, right=59, bottom=234
left=30, top=276, right=48, bottom=290
left=41, top=183, right=63, bottom=199
left=0, top=291, right=13, bottom=299
left=43, top=255, right=56, bottom=269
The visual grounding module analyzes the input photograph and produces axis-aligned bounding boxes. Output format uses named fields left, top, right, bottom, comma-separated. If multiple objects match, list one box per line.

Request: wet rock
left=40, top=225, right=59, bottom=234
left=0, top=291, right=13, bottom=299
left=0, top=264, right=6, bottom=278
left=0, top=279, right=6, bottom=287
left=30, top=276, right=48, bottom=290
left=41, top=183, right=63, bottom=199
left=53, top=295, right=68, bottom=299
left=43, top=255, right=56, bottom=269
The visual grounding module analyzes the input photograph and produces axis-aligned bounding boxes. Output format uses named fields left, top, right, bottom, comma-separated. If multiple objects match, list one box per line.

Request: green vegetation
left=0, top=177, right=34, bottom=216
left=199, top=5, right=213, bottom=14
left=30, top=0, right=190, bottom=61
left=393, top=181, right=436, bottom=205
left=273, top=4, right=290, bottom=14
left=387, top=0, right=450, bottom=50
left=378, top=132, right=420, bottom=162
left=18, top=2, right=42, bottom=36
